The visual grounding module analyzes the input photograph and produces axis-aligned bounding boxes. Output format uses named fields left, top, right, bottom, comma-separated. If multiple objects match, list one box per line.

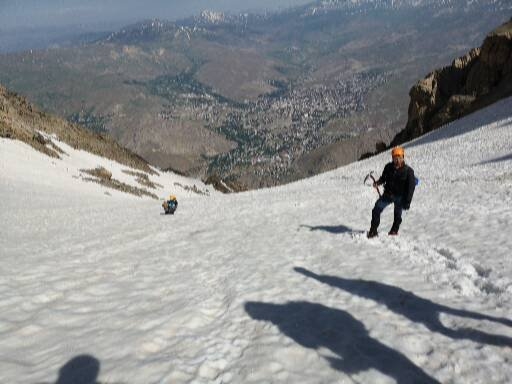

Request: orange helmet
left=391, top=146, right=405, bottom=158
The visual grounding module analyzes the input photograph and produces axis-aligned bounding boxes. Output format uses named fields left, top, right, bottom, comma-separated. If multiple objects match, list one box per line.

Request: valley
left=0, top=0, right=510, bottom=188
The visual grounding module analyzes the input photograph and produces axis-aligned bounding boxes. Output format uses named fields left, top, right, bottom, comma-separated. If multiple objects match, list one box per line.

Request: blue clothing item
left=371, top=195, right=403, bottom=231
left=164, top=199, right=178, bottom=214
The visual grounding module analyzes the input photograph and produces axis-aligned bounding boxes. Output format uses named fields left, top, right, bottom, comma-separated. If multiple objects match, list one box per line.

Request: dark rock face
left=391, top=18, right=512, bottom=146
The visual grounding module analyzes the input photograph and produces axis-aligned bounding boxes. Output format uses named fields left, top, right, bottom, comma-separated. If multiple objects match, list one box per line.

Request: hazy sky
left=0, top=0, right=314, bottom=30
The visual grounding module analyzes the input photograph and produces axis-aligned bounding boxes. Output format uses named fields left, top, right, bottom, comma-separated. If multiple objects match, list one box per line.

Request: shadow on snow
left=295, top=267, right=512, bottom=347
left=478, top=152, right=512, bottom=164
left=245, top=300, right=440, bottom=384
left=38, top=354, right=124, bottom=384
left=54, top=355, right=101, bottom=384
left=300, top=224, right=365, bottom=235
left=405, top=99, right=512, bottom=149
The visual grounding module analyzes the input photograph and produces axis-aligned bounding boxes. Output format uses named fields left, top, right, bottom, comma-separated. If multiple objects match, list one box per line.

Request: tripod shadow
left=300, top=224, right=365, bottom=235
left=245, top=300, right=440, bottom=383
left=295, top=267, right=512, bottom=347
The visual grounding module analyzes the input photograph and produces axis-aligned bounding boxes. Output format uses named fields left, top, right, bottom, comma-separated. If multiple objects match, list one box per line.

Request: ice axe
left=364, top=171, right=381, bottom=197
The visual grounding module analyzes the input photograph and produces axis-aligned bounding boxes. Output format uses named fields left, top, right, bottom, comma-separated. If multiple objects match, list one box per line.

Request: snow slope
left=1, top=97, right=511, bottom=383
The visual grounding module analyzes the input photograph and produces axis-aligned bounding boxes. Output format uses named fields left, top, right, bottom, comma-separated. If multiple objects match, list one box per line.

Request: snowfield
left=1, top=97, right=511, bottom=383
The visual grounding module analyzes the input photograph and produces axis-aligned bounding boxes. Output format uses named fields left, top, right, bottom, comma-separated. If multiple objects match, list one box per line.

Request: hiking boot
left=389, top=221, right=400, bottom=236
left=367, top=228, right=378, bottom=238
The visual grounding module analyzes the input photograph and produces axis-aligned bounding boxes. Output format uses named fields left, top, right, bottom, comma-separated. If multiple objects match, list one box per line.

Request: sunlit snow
left=1, top=97, right=511, bottom=383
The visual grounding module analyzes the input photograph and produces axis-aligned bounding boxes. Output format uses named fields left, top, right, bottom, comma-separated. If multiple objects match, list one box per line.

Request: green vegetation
left=146, top=73, right=237, bottom=107
left=207, top=119, right=268, bottom=172
left=68, top=109, right=110, bottom=134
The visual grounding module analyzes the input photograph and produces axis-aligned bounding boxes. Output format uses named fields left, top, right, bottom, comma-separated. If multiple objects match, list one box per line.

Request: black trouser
left=371, top=195, right=403, bottom=231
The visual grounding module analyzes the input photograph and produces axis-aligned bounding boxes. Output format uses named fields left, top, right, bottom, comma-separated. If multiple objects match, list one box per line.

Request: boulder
left=391, top=18, right=512, bottom=147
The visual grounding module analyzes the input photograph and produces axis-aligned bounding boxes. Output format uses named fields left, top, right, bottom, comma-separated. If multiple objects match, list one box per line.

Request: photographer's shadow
left=55, top=355, right=100, bottom=384
left=245, top=300, right=440, bottom=383
left=295, top=267, right=512, bottom=347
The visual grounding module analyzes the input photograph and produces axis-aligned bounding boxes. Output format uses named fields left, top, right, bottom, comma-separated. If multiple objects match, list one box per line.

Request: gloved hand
left=402, top=202, right=410, bottom=210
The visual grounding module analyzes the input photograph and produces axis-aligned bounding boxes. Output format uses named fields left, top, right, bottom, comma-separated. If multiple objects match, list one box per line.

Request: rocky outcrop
left=391, top=18, right=512, bottom=146
left=203, top=174, right=247, bottom=194
left=0, top=84, right=156, bottom=175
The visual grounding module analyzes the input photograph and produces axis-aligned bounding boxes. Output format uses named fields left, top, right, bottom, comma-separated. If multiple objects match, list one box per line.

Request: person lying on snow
left=162, top=195, right=178, bottom=215
left=368, top=146, right=416, bottom=238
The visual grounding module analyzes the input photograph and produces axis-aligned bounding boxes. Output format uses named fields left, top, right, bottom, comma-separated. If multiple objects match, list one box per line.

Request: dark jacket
left=377, top=162, right=416, bottom=207
left=163, top=198, right=178, bottom=213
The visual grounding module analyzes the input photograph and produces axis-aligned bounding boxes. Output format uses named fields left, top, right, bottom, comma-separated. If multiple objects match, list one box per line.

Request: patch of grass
left=173, top=182, right=210, bottom=195
left=82, top=166, right=112, bottom=180
left=81, top=166, right=158, bottom=199
left=122, top=169, right=163, bottom=189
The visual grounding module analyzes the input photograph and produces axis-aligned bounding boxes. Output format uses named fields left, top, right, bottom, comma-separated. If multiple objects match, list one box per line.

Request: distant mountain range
left=0, top=0, right=510, bottom=189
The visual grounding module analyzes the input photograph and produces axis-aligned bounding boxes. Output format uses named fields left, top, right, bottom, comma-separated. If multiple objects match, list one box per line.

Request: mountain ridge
left=0, top=84, right=154, bottom=174
left=390, top=17, right=512, bottom=147
left=0, top=1, right=510, bottom=189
